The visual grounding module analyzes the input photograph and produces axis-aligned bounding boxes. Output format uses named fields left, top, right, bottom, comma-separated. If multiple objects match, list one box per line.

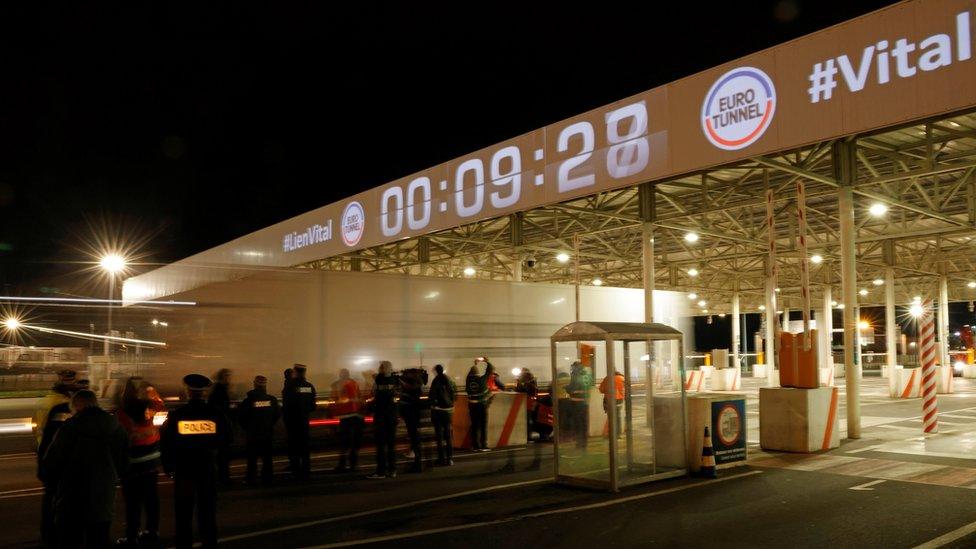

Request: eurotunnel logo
left=701, top=66, right=776, bottom=151
left=716, top=403, right=742, bottom=446
left=341, top=201, right=365, bottom=247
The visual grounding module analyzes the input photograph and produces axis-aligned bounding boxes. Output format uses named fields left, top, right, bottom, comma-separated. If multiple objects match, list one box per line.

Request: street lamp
left=99, top=253, right=127, bottom=358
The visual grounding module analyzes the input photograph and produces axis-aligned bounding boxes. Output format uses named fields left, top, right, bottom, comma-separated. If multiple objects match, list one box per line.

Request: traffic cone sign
left=700, top=426, right=717, bottom=478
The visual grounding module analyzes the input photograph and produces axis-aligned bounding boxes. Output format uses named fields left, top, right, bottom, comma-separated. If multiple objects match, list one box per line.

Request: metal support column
left=940, top=275, right=950, bottom=369
left=835, top=140, right=860, bottom=438
left=732, top=290, right=741, bottom=370
left=764, top=270, right=778, bottom=383
left=885, top=268, right=897, bottom=387
left=821, top=285, right=833, bottom=369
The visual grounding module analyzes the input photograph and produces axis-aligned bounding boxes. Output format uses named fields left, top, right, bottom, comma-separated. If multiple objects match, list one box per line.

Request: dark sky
left=0, top=0, right=898, bottom=295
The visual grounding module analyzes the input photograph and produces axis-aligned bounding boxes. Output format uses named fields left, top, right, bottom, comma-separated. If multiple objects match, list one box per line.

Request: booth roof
left=551, top=321, right=683, bottom=342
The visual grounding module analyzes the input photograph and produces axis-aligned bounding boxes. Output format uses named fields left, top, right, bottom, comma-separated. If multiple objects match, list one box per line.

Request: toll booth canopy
left=550, top=321, right=688, bottom=491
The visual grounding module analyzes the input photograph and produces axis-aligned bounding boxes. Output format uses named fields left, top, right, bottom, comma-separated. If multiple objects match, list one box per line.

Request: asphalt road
left=5, top=376, right=976, bottom=548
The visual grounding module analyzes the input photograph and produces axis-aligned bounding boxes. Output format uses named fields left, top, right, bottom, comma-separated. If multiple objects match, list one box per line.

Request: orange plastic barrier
left=453, top=393, right=527, bottom=449
left=779, top=330, right=819, bottom=389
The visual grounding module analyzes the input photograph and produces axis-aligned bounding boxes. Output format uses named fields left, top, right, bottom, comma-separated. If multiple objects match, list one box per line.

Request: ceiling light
left=688, top=268, right=699, bottom=277
left=463, top=267, right=476, bottom=277
left=873, top=279, right=884, bottom=286
left=592, top=278, right=603, bottom=286
left=687, top=293, right=698, bottom=300
left=969, top=281, right=976, bottom=289
left=868, top=203, right=888, bottom=217
left=697, top=300, right=707, bottom=307
left=859, top=289, right=869, bottom=296
left=831, top=301, right=838, bottom=307
left=555, top=252, right=570, bottom=263
left=758, top=305, right=766, bottom=311
left=684, top=232, right=699, bottom=243
left=810, top=254, right=823, bottom=264
left=99, top=253, right=127, bottom=274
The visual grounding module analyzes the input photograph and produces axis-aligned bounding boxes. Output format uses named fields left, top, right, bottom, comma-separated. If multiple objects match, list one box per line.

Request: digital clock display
left=367, top=93, right=667, bottom=245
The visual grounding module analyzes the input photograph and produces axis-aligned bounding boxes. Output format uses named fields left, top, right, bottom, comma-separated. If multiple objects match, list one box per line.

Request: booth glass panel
left=553, top=340, right=610, bottom=487
left=614, top=339, right=687, bottom=487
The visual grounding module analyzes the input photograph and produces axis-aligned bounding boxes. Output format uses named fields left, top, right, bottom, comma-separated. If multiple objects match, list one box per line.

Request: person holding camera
left=466, top=358, right=493, bottom=452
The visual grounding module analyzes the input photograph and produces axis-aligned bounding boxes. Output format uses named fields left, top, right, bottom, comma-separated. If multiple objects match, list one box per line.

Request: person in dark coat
left=466, top=361, right=492, bottom=452
left=282, top=364, right=316, bottom=479
left=36, top=378, right=85, bottom=549
left=367, top=361, right=399, bottom=479
left=208, top=368, right=233, bottom=485
left=162, top=374, right=232, bottom=549
left=428, top=364, right=457, bottom=466
left=237, top=375, right=280, bottom=485
left=115, top=378, right=165, bottom=547
left=398, top=367, right=427, bottom=473
left=41, top=389, right=129, bottom=549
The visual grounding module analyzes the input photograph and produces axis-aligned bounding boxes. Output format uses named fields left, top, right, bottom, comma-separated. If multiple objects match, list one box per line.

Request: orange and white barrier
left=683, top=370, right=705, bottom=393
left=752, top=364, right=768, bottom=378
left=759, top=386, right=839, bottom=452
left=709, top=367, right=741, bottom=391
left=963, top=364, right=976, bottom=378
left=919, top=299, right=939, bottom=433
left=453, top=392, right=527, bottom=449
left=699, top=365, right=715, bottom=379
left=891, top=367, right=921, bottom=399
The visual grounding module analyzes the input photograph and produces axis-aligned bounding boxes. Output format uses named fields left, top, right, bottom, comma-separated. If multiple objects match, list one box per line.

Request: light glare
left=868, top=203, right=888, bottom=217
left=99, top=253, right=127, bottom=274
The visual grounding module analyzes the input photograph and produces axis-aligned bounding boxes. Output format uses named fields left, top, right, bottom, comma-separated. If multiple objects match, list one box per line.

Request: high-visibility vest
left=599, top=374, right=625, bottom=401
left=332, top=378, right=361, bottom=418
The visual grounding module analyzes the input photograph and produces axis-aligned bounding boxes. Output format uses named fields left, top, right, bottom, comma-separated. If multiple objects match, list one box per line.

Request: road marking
left=846, top=445, right=883, bottom=454
left=913, top=518, right=976, bottom=548
left=190, top=477, right=552, bottom=547
left=849, top=479, right=886, bottom=491
left=299, top=471, right=764, bottom=548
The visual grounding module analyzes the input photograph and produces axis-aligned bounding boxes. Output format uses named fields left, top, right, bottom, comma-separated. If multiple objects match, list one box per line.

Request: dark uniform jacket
left=372, top=374, right=399, bottom=417
left=41, top=407, right=129, bottom=523
left=283, top=379, right=316, bottom=420
left=237, top=389, right=281, bottom=441
left=161, top=398, right=232, bottom=476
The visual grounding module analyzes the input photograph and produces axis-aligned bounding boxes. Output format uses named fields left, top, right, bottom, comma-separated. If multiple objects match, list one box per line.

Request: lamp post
left=99, top=254, right=126, bottom=358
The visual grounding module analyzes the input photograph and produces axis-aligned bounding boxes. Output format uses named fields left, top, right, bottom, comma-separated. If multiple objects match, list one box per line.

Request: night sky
left=0, top=1, right=898, bottom=295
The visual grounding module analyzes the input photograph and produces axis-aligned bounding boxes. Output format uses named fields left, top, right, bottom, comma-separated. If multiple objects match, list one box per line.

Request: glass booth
left=550, top=321, right=688, bottom=491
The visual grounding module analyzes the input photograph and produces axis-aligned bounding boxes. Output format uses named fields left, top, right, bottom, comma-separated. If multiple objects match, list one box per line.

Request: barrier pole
left=919, top=299, right=939, bottom=433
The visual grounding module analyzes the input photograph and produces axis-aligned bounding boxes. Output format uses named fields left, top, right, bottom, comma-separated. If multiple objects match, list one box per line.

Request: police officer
left=331, top=368, right=363, bottom=472
left=237, top=375, right=280, bottom=485
left=367, top=361, right=399, bottom=479
left=161, top=374, right=232, bottom=549
left=282, top=363, right=316, bottom=479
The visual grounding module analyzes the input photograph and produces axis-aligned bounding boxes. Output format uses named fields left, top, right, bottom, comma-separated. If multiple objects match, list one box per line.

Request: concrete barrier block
left=709, top=367, right=741, bottom=391
left=936, top=364, right=954, bottom=394
left=759, top=386, right=840, bottom=453
left=752, top=364, right=767, bottom=378
left=818, top=365, right=835, bottom=387
left=891, top=367, right=921, bottom=399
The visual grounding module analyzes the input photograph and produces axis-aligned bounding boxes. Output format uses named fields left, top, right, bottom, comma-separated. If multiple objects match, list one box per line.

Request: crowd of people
left=31, top=357, right=617, bottom=548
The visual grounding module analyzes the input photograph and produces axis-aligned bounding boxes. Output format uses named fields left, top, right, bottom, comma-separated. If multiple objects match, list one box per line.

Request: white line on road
left=913, top=519, right=976, bottom=548
left=846, top=445, right=884, bottom=454
left=849, top=479, right=886, bottom=491
left=188, top=477, right=552, bottom=548
left=300, top=471, right=764, bottom=549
